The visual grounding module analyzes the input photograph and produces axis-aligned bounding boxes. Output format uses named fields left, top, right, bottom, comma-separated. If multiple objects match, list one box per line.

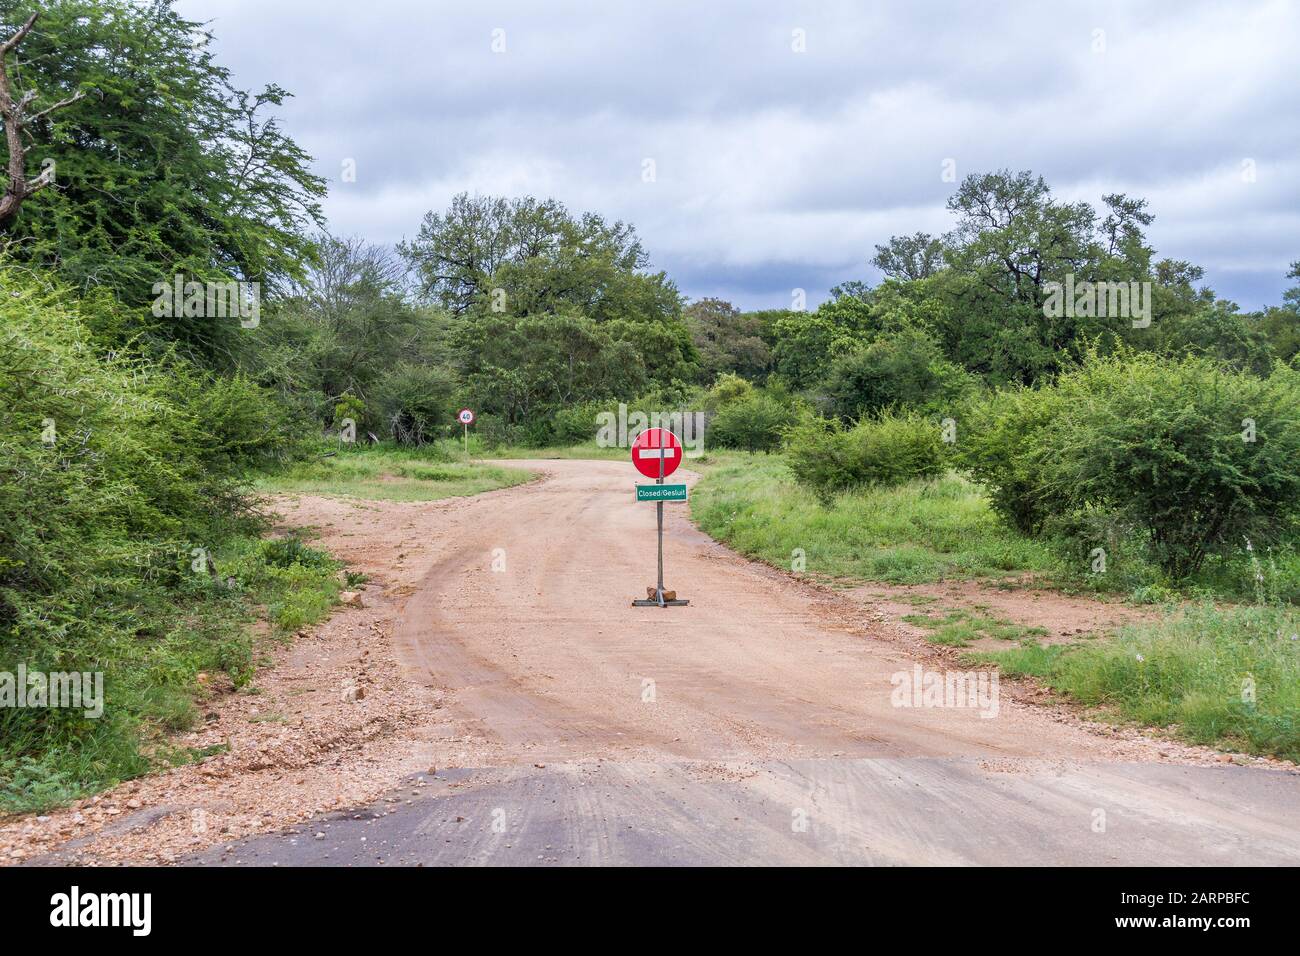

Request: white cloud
left=179, top=0, right=1300, bottom=309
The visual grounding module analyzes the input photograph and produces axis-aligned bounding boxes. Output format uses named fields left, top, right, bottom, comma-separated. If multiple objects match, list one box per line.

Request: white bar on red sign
left=636, top=448, right=672, bottom=457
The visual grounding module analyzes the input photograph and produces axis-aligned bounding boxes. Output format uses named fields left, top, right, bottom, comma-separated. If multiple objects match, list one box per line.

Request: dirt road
left=193, top=459, right=1298, bottom=866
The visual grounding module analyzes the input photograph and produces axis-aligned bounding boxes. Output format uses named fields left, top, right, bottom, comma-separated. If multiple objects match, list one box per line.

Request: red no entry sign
left=630, top=426, right=689, bottom=608
left=631, top=428, right=682, bottom=479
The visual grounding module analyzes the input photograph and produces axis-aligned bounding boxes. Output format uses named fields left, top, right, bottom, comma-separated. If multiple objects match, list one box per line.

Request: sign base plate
left=633, top=586, right=689, bottom=608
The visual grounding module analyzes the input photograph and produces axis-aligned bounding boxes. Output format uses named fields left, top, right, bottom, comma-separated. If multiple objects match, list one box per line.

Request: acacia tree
left=399, top=192, right=661, bottom=319
left=403, top=191, right=696, bottom=393
left=0, top=12, right=83, bottom=225
left=871, top=232, right=945, bottom=282
left=0, top=0, right=326, bottom=363
left=863, top=170, right=1164, bottom=384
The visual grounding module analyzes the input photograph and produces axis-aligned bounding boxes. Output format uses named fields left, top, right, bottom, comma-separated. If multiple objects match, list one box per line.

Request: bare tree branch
left=0, top=13, right=36, bottom=58
left=0, top=13, right=84, bottom=227
left=29, top=91, right=85, bottom=126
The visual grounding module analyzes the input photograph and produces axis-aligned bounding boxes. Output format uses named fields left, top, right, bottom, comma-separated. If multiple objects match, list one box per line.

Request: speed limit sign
left=456, top=408, right=475, bottom=456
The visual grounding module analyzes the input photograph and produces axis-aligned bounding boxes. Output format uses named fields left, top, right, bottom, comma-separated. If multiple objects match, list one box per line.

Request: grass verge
left=257, top=444, right=535, bottom=501
left=969, top=604, right=1300, bottom=761
left=0, top=532, right=341, bottom=815
left=690, top=453, right=1059, bottom=584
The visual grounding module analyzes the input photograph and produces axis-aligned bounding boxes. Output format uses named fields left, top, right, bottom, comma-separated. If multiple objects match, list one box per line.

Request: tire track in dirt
left=12, top=458, right=1299, bottom=866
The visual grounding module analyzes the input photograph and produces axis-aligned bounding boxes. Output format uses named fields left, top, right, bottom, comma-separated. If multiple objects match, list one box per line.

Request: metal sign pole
left=656, top=444, right=665, bottom=606
left=631, top=429, right=689, bottom=609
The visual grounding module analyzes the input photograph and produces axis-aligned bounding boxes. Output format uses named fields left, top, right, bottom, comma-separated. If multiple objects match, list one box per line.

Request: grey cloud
left=181, top=0, right=1299, bottom=310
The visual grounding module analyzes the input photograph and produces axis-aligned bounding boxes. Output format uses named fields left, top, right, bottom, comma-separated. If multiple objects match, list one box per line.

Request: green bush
left=1051, top=355, right=1300, bottom=577
left=705, top=372, right=755, bottom=411
left=954, top=384, right=1067, bottom=533
left=551, top=401, right=610, bottom=445
left=959, top=352, right=1300, bottom=578
left=259, top=535, right=334, bottom=571
left=374, top=362, right=458, bottom=446
left=331, top=395, right=368, bottom=438
left=780, top=417, right=860, bottom=498
left=707, top=392, right=799, bottom=453
left=785, top=412, right=946, bottom=501
left=184, top=371, right=307, bottom=471
left=821, top=326, right=974, bottom=420
left=0, top=270, right=315, bottom=810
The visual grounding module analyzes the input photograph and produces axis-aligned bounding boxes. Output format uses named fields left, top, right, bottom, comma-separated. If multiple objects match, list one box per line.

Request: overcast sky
left=177, top=0, right=1299, bottom=311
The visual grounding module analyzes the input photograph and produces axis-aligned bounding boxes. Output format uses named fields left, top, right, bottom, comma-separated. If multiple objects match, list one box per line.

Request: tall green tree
left=255, top=234, right=433, bottom=425
left=0, top=0, right=325, bottom=362
left=685, top=297, right=772, bottom=383
left=402, top=192, right=695, bottom=389
left=871, top=170, right=1162, bottom=384
left=457, top=311, right=645, bottom=427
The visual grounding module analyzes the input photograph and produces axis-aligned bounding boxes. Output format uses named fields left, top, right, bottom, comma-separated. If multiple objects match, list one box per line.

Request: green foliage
left=0, top=266, right=327, bottom=811
left=821, top=325, right=974, bottom=420
left=1150, top=301, right=1276, bottom=375
left=977, top=604, right=1300, bottom=761
left=686, top=298, right=772, bottom=382
left=954, top=385, right=1066, bottom=533
left=1051, top=354, right=1300, bottom=577
left=459, top=312, right=645, bottom=426
left=373, top=362, right=457, bottom=446
left=958, top=352, right=1300, bottom=578
left=705, top=372, right=756, bottom=410
left=258, top=536, right=333, bottom=571
left=399, top=192, right=695, bottom=389
left=331, top=395, right=367, bottom=435
left=706, top=391, right=799, bottom=453
left=254, top=235, right=442, bottom=436
left=178, top=370, right=307, bottom=470
left=770, top=297, right=872, bottom=389
left=785, top=412, right=947, bottom=501
left=871, top=232, right=946, bottom=281
left=0, top=0, right=325, bottom=360
left=550, top=401, right=612, bottom=445
left=401, top=194, right=652, bottom=316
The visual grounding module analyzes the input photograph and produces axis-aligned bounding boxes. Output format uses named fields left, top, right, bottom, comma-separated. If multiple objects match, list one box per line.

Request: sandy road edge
left=0, top=466, right=550, bottom=865
left=2, top=458, right=1293, bottom=865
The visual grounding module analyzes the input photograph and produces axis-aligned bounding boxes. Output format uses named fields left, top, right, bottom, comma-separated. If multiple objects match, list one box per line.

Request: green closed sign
left=636, top=483, right=688, bottom=502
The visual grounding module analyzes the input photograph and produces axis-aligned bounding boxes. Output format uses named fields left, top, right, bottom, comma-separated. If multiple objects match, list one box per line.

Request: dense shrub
left=707, top=392, right=800, bottom=453
left=953, top=385, right=1067, bottom=533
left=958, top=352, right=1300, bottom=578
left=551, top=401, right=611, bottom=445
left=821, top=326, right=974, bottom=420
left=1054, top=354, right=1300, bottom=577
left=183, top=371, right=308, bottom=470
left=374, top=362, right=457, bottom=446
left=786, top=412, right=946, bottom=501
left=330, top=395, right=368, bottom=438
left=0, top=271, right=309, bottom=808
left=705, top=372, right=755, bottom=411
